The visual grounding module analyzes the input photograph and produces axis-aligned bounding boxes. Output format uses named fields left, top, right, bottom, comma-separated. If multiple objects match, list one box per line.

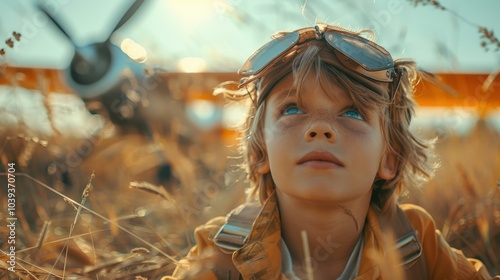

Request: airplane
left=38, top=0, right=150, bottom=132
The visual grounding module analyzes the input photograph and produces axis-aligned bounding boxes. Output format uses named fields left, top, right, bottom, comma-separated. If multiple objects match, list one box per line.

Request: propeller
left=39, top=0, right=147, bottom=124
left=39, top=1, right=179, bottom=191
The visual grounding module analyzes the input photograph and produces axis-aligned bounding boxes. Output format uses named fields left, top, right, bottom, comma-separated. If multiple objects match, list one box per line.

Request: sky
left=1, top=0, right=499, bottom=137
left=0, top=0, right=499, bottom=73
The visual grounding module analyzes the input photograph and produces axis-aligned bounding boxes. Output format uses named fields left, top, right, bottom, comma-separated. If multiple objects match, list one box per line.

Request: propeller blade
left=111, top=0, right=145, bottom=34
left=38, top=3, right=75, bottom=45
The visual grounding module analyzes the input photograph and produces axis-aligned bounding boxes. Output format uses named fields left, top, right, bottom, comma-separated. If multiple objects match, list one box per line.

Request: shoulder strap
left=213, top=203, right=262, bottom=252
left=211, top=203, right=262, bottom=280
left=378, top=204, right=428, bottom=280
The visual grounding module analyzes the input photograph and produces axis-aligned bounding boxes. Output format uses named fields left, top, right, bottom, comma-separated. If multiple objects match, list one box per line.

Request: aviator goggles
left=214, top=24, right=400, bottom=100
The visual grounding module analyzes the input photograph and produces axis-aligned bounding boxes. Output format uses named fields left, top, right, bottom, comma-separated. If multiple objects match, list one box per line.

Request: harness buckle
left=394, top=231, right=422, bottom=266
left=213, top=204, right=262, bottom=251
left=213, top=224, right=251, bottom=251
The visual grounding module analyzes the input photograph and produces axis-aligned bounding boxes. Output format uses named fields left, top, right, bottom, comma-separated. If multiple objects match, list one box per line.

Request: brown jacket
left=164, top=192, right=497, bottom=279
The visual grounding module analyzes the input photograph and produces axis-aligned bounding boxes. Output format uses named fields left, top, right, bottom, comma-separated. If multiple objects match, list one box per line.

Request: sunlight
left=177, top=57, right=208, bottom=73
left=164, top=0, right=218, bottom=28
left=120, top=38, right=148, bottom=63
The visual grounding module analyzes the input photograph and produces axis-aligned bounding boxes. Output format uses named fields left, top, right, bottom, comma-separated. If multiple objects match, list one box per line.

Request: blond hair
left=235, top=28, right=435, bottom=207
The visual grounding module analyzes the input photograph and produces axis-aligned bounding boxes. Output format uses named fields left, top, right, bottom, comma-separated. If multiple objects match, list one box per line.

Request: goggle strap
left=247, top=82, right=257, bottom=106
left=391, top=67, right=405, bottom=103
left=314, top=25, right=323, bottom=39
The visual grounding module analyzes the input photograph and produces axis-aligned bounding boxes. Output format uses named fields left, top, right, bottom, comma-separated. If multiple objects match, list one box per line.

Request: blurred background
left=1, top=0, right=500, bottom=72
left=0, top=0, right=499, bottom=278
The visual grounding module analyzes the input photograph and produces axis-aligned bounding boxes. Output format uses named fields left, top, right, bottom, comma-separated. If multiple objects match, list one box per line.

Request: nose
left=305, top=121, right=336, bottom=143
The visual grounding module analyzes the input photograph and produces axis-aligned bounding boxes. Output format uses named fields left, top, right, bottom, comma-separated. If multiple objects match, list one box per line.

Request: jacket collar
left=232, top=192, right=387, bottom=279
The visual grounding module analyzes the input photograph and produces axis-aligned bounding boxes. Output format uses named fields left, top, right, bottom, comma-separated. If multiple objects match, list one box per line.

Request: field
left=0, top=70, right=499, bottom=279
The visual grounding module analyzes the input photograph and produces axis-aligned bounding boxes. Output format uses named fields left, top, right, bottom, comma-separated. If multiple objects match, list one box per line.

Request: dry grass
left=400, top=119, right=500, bottom=275
left=0, top=71, right=499, bottom=279
left=0, top=126, right=246, bottom=279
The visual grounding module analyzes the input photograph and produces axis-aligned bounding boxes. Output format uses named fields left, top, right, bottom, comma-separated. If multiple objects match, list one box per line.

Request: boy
left=164, top=24, right=498, bottom=279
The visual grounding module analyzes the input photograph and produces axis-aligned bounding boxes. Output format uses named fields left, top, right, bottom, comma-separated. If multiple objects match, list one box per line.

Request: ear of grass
left=46, top=170, right=95, bottom=278
left=129, top=180, right=172, bottom=201
left=129, top=180, right=194, bottom=250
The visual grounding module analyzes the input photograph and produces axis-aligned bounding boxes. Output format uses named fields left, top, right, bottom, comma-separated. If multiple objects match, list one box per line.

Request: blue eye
left=283, top=105, right=303, bottom=115
left=343, top=108, right=363, bottom=120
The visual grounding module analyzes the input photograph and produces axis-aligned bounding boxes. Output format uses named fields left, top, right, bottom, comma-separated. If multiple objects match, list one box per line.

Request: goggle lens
left=324, top=31, right=393, bottom=70
left=239, top=32, right=300, bottom=75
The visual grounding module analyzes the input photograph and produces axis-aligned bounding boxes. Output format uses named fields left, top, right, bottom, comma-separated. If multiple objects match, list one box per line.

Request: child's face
left=257, top=72, right=396, bottom=204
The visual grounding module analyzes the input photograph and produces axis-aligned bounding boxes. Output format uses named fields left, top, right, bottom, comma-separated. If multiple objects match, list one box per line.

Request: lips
left=297, top=151, right=344, bottom=168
